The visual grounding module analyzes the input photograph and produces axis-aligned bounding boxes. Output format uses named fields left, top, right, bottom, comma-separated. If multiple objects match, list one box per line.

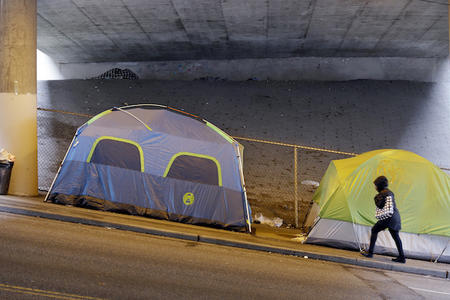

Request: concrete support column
left=0, top=0, right=37, bottom=196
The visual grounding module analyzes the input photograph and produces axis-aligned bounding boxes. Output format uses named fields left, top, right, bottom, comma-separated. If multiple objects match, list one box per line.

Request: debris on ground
left=291, top=233, right=307, bottom=243
left=301, top=180, right=320, bottom=188
left=254, top=213, right=283, bottom=227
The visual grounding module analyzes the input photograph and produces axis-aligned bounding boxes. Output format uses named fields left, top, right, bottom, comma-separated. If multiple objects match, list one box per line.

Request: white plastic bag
left=0, top=148, right=15, bottom=163
left=254, top=213, right=283, bottom=228
left=301, top=180, right=319, bottom=187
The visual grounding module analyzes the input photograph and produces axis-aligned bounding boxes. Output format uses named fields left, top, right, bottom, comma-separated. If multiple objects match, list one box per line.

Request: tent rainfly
left=305, top=149, right=450, bottom=262
left=45, top=104, right=252, bottom=232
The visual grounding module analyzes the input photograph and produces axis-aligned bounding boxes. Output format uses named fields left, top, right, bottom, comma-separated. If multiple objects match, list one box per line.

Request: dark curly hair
left=374, top=176, right=388, bottom=192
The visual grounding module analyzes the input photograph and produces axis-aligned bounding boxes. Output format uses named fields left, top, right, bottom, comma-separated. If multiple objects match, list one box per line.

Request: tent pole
left=235, top=143, right=251, bottom=233
left=44, top=133, right=77, bottom=202
left=115, top=107, right=153, bottom=132
left=434, top=239, right=450, bottom=263
left=348, top=203, right=363, bottom=252
left=350, top=216, right=363, bottom=252
left=294, top=147, right=299, bottom=228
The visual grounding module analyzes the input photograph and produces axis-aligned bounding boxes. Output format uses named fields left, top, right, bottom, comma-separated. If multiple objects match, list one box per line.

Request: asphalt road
left=0, top=212, right=449, bottom=300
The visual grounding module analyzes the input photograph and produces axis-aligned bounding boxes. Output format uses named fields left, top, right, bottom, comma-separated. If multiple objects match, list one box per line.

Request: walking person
left=361, top=176, right=406, bottom=263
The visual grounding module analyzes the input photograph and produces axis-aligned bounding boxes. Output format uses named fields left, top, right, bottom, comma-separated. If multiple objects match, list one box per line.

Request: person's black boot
left=360, top=250, right=373, bottom=258
left=392, top=257, right=406, bottom=263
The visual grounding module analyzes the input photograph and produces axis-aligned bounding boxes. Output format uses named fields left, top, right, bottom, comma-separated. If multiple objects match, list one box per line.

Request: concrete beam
left=72, top=0, right=161, bottom=60
left=56, top=56, right=446, bottom=82
left=37, top=0, right=121, bottom=61
left=0, top=0, right=38, bottom=196
left=373, top=1, right=448, bottom=57
left=171, top=0, right=228, bottom=58
left=37, top=14, right=90, bottom=62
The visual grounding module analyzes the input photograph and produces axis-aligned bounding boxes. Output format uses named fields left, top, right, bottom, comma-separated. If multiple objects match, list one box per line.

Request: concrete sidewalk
left=0, top=194, right=448, bottom=279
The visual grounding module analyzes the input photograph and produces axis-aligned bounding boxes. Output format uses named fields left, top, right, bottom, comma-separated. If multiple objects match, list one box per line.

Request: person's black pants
left=368, top=220, right=405, bottom=258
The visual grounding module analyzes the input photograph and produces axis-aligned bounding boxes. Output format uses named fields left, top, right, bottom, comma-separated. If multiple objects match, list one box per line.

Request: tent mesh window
left=90, top=139, right=141, bottom=171
left=166, top=155, right=219, bottom=186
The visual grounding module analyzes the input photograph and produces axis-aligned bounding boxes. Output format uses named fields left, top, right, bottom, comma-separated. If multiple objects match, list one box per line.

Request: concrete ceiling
left=37, top=0, right=449, bottom=63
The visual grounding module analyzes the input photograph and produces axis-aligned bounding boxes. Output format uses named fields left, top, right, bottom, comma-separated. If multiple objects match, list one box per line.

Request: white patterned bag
left=375, top=195, right=394, bottom=220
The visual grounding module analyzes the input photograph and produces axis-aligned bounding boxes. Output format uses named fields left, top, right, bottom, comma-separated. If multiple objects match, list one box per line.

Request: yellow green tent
left=305, top=149, right=450, bottom=262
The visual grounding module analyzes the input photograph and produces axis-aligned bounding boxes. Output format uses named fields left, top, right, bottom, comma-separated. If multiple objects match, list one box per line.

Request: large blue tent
left=46, top=104, right=252, bottom=232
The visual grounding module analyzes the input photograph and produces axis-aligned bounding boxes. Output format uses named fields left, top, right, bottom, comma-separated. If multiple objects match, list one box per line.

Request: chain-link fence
left=37, top=108, right=356, bottom=229
left=37, top=108, right=91, bottom=192
left=234, top=137, right=353, bottom=228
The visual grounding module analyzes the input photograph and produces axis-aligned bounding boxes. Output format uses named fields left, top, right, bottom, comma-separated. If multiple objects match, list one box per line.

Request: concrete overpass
left=37, top=0, right=448, bottom=63
left=35, top=0, right=449, bottom=81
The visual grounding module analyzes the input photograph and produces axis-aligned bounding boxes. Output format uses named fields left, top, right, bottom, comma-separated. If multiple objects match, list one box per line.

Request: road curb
left=199, top=236, right=449, bottom=278
left=0, top=205, right=199, bottom=242
left=1, top=205, right=448, bottom=279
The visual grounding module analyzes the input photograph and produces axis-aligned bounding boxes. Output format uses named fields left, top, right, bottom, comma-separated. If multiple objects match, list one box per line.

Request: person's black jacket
left=374, top=188, right=401, bottom=231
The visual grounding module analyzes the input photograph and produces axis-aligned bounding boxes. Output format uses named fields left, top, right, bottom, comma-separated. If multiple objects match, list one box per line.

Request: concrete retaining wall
left=38, top=79, right=450, bottom=170
left=57, top=57, right=448, bottom=82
